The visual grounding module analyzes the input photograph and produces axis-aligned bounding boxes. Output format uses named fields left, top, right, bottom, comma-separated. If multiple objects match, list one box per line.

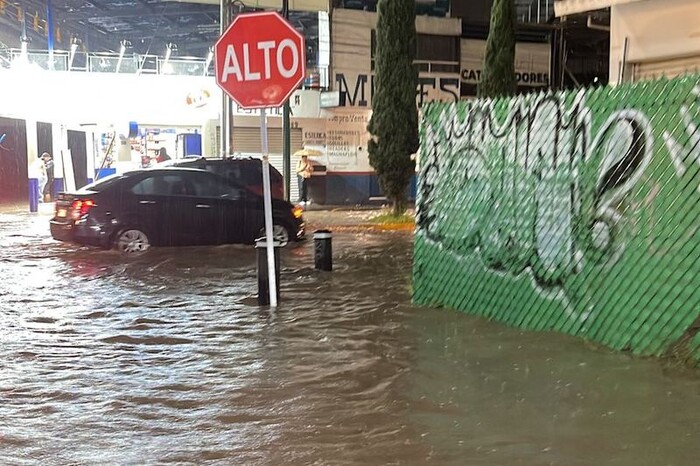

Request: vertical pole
left=220, top=0, right=229, bottom=158
left=260, top=109, right=278, bottom=307
left=26, top=118, right=39, bottom=212
left=228, top=95, right=234, bottom=156
left=619, top=37, right=629, bottom=85
left=282, top=0, right=292, bottom=201
left=46, top=0, right=54, bottom=70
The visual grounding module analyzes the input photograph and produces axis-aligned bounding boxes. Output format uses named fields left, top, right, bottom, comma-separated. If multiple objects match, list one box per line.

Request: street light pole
left=282, top=0, right=292, bottom=201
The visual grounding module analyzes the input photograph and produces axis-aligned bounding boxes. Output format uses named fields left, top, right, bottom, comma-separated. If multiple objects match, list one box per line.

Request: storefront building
left=555, top=0, right=700, bottom=83
left=0, top=2, right=558, bottom=210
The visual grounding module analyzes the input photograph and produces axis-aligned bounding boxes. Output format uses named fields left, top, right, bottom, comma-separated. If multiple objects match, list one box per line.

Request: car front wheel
left=115, top=229, right=151, bottom=254
left=258, top=224, right=290, bottom=247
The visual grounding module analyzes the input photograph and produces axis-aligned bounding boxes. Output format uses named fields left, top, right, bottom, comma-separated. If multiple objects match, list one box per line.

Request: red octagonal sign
left=214, top=12, right=306, bottom=109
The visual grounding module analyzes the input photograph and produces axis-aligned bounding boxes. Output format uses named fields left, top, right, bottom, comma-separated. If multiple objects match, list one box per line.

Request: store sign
left=460, top=39, right=551, bottom=88
left=460, top=69, right=550, bottom=86
left=325, top=112, right=370, bottom=169
left=417, top=75, right=460, bottom=106
left=185, top=88, right=212, bottom=108
left=214, top=11, right=306, bottom=109
left=231, top=89, right=320, bottom=117
left=334, top=72, right=460, bottom=108
left=320, top=91, right=340, bottom=108
left=301, top=120, right=327, bottom=146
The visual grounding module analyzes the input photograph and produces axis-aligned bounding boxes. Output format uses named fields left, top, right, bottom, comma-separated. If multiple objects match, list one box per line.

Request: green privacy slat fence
left=413, top=74, right=700, bottom=366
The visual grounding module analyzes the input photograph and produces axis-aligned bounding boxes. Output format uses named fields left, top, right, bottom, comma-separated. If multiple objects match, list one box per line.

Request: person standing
left=295, top=154, right=314, bottom=205
left=29, top=155, right=47, bottom=203
left=156, top=147, right=171, bottom=163
left=42, top=152, right=54, bottom=202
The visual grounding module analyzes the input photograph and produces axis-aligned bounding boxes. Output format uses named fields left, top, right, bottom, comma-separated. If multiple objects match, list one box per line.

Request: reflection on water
left=1, top=211, right=698, bottom=465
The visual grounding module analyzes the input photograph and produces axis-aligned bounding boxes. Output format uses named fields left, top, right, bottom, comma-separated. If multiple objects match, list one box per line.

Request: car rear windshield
left=77, top=174, right=123, bottom=193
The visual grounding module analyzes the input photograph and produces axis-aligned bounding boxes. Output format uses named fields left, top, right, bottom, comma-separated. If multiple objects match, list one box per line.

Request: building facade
left=555, top=0, right=700, bottom=83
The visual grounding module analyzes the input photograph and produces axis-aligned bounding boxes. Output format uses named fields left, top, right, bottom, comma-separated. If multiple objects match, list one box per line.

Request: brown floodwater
left=0, top=209, right=698, bottom=465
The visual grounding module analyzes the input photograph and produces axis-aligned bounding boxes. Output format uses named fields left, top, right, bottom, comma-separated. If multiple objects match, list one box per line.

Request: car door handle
left=196, top=204, right=211, bottom=209
left=139, top=200, right=156, bottom=204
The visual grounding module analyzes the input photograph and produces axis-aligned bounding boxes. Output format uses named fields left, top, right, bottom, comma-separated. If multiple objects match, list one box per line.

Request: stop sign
left=214, top=12, right=306, bottom=109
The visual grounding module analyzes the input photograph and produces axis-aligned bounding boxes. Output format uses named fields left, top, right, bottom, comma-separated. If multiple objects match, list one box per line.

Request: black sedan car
left=50, top=168, right=305, bottom=254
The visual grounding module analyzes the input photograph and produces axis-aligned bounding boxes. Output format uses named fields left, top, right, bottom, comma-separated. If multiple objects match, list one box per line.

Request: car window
left=185, top=172, right=220, bottom=197
left=131, top=174, right=187, bottom=196
left=187, top=172, right=240, bottom=198
left=220, top=182, right=245, bottom=200
left=186, top=172, right=245, bottom=199
left=78, top=174, right=123, bottom=193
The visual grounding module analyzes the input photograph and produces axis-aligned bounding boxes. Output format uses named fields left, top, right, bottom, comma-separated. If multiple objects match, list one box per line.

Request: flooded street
left=1, top=208, right=698, bottom=465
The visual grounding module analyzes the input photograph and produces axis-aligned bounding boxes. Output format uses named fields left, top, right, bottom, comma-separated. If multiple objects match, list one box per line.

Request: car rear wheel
left=258, top=224, right=290, bottom=247
left=115, top=229, right=150, bottom=254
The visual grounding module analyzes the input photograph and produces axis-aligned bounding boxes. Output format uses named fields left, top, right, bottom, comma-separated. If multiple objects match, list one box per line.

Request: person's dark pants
left=298, top=176, right=308, bottom=202
left=43, top=177, right=54, bottom=201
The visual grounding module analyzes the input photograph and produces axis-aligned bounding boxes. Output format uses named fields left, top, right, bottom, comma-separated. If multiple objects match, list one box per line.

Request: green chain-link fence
left=413, top=74, right=700, bottom=366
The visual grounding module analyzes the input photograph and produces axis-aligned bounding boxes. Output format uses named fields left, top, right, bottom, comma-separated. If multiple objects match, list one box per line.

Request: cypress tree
left=367, top=0, right=419, bottom=216
left=478, top=0, right=517, bottom=98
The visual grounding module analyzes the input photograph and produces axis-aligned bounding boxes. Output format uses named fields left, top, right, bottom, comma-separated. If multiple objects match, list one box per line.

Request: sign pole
left=213, top=10, right=305, bottom=306
left=219, top=0, right=229, bottom=157
left=282, top=0, right=291, bottom=201
left=260, top=108, right=278, bottom=307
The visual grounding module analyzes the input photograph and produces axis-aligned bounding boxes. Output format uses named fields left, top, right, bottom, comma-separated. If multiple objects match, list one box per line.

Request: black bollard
left=313, top=230, right=333, bottom=271
left=256, top=238, right=281, bottom=305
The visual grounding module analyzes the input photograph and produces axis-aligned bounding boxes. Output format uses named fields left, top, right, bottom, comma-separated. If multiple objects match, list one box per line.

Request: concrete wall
left=414, top=74, right=700, bottom=365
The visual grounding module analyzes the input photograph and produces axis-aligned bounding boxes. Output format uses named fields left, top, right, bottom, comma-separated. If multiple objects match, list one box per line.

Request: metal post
left=220, top=0, right=229, bottom=158
left=313, top=230, right=333, bottom=271
left=260, top=109, right=278, bottom=307
left=619, top=37, right=630, bottom=85
left=256, top=238, right=280, bottom=305
left=228, top=96, right=234, bottom=156
left=282, top=0, right=291, bottom=201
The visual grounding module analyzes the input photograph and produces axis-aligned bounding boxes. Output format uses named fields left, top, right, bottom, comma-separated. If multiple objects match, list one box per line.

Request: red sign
left=214, top=12, right=306, bottom=109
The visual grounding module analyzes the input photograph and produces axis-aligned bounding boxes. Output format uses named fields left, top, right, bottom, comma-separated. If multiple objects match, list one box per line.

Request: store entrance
left=67, top=130, right=88, bottom=189
left=0, top=117, right=28, bottom=205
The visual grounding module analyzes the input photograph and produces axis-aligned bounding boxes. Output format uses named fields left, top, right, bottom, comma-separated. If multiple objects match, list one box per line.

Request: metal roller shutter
left=632, top=55, right=700, bottom=82
left=232, top=127, right=303, bottom=202
left=232, top=127, right=302, bottom=154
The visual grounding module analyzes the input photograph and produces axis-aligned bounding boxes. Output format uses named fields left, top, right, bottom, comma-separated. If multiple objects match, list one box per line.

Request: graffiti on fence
left=414, top=76, right=700, bottom=362
left=418, top=91, right=653, bottom=291
left=663, top=85, right=700, bottom=192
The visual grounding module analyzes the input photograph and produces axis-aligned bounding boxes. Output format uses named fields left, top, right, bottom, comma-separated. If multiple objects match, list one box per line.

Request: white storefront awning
left=554, top=0, right=644, bottom=16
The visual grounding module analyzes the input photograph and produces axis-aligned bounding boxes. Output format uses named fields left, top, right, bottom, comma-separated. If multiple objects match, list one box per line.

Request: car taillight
left=292, top=205, right=303, bottom=219
left=71, top=199, right=96, bottom=220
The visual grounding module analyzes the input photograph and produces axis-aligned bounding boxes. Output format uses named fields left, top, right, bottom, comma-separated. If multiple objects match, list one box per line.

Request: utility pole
left=282, top=0, right=292, bottom=201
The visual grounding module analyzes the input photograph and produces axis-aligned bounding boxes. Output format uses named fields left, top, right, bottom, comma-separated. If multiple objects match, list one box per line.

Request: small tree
left=478, top=0, right=517, bottom=98
left=367, top=0, right=419, bottom=216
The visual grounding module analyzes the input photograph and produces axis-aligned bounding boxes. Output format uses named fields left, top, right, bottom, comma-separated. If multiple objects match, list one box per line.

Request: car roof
left=122, top=167, right=212, bottom=176
left=174, top=157, right=262, bottom=164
